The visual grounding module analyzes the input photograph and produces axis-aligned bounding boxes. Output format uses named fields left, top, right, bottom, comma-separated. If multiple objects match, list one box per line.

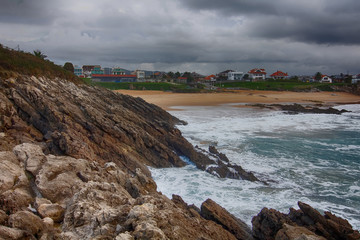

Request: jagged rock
left=275, top=223, right=326, bottom=240
left=252, top=202, right=360, bottom=240
left=252, top=207, right=291, bottom=240
left=35, top=155, right=90, bottom=204
left=8, top=210, right=44, bottom=236
left=201, top=199, right=253, bottom=240
left=37, top=203, right=65, bottom=222
left=13, top=143, right=46, bottom=176
left=0, top=225, right=34, bottom=240
left=0, top=151, right=28, bottom=194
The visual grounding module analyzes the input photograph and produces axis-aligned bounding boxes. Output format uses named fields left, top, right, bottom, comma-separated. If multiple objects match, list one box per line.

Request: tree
left=167, top=71, right=174, bottom=79
left=175, top=71, right=181, bottom=78
left=33, top=49, right=47, bottom=59
left=243, top=74, right=250, bottom=80
left=315, top=72, right=322, bottom=81
left=63, top=62, right=74, bottom=73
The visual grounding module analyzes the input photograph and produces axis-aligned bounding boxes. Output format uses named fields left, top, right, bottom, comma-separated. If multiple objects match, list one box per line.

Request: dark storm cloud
left=179, top=0, right=277, bottom=15
left=0, top=0, right=59, bottom=25
left=180, top=0, right=360, bottom=45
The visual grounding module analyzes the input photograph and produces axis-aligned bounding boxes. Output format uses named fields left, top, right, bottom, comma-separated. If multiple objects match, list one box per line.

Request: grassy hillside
left=215, top=80, right=346, bottom=91
left=83, top=79, right=196, bottom=92
left=0, top=44, right=81, bottom=83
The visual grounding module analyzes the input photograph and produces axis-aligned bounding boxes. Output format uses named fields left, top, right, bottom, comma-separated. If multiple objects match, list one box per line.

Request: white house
left=248, top=68, right=266, bottom=81
left=228, top=71, right=244, bottom=81
left=320, top=75, right=332, bottom=83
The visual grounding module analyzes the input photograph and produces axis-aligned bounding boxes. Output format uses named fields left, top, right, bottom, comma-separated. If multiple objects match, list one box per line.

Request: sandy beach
left=115, top=90, right=360, bottom=111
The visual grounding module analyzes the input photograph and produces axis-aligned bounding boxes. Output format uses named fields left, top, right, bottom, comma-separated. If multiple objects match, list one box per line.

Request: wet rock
left=201, top=199, right=253, bottom=240
left=270, top=103, right=350, bottom=115
left=8, top=210, right=44, bottom=236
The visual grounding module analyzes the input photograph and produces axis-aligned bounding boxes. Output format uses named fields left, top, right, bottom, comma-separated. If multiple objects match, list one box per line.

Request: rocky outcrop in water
left=252, top=201, right=360, bottom=240
left=251, top=103, right=350, bottom=115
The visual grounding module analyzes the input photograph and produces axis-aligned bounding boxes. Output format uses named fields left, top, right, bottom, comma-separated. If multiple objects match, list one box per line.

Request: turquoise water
left=150, top=104, right=360, bottom=229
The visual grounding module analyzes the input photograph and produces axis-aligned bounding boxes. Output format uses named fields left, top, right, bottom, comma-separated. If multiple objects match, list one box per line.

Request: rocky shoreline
left=1, top=75, right=359, bottom=239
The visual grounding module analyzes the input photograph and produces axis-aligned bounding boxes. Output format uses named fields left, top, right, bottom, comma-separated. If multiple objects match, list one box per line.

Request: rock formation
left=252, top=202, right=360, bottom=240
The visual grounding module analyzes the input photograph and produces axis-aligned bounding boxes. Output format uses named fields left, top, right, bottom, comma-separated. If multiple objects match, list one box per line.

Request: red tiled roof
left=270, top=70, right=288, bottom=77
left=248, top=68, right=266, bottom=74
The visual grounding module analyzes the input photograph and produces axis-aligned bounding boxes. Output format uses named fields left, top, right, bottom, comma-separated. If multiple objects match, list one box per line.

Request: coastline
left=115, top=89, right=360, bottom=110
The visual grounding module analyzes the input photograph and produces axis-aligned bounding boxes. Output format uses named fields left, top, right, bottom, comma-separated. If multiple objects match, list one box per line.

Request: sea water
left=149, top=104, right=360, bottom=230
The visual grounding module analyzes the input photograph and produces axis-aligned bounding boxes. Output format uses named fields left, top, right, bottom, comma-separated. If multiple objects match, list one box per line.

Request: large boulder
left=201, top=199, right=253, bottom=240
left=8, top=211, right=44, bottom=236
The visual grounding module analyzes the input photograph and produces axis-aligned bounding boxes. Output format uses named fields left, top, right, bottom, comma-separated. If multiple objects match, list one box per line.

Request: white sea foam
left=151, top=104, right=360, bottom=230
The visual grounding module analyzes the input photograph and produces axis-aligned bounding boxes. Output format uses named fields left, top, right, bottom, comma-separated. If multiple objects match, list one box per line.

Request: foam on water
left=150, top=104, right=360, bottom=229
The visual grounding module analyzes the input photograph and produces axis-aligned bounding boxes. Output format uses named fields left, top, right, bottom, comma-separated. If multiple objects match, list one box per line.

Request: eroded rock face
left=252, top=202, right=360, bottom=240
left=0, top=75, right=262, bottom=182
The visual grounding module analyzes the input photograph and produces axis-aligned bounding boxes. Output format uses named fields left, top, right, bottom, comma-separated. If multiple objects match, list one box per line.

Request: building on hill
left=218, top=70, right=234, bottom=80
left=270, top=70, right=288, bottom=80
left=204, top=75, right=216, bottom=81
left=112, top=67, right=127, bottom=75
left=132, top=70, right=145, bottom=81
left=320, top=75, right=332, bottom=83
left=91, top=66, right=104, bottom=75
left=248, top=68, right=266, bottom=81
left=82, top=65, right=101, bottom=77
left=74, top=65, right=83, bottom=77
left=228, top=71, right=244, bottom=81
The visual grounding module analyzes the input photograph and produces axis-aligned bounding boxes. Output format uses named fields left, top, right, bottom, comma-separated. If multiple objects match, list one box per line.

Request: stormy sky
left=1, top=0, right=359, bottom=75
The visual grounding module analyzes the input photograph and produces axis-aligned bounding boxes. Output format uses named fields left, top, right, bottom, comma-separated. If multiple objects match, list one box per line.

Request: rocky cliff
left=0, top=66, right=359, bottom=238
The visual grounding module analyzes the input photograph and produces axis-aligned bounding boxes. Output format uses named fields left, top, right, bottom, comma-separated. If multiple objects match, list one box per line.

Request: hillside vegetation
left=0, top=44, right=81, bottom=83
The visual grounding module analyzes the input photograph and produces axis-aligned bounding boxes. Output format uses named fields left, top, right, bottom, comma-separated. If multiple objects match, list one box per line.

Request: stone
left=275, top=224, right=326, bottom=240
left=201, top=199, right=253, bottom=240
left=8, top=210, right=44, bottom=236
left=252, top=207, right=291, bottom=240
left=116, top=232, right=134, bottom=240
left=34, top=197, right=52, bottom=209
left=0, top=151, right=28, bottom=194
left=13, top=143, right=46, bottom=175
left=0, top=225, right=34, bottom=240
left=38, top=203, right=65, bottom=222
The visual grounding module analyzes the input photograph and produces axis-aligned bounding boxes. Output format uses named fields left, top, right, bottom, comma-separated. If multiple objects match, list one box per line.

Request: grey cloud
left=179, top=0, right=277, bottom=15
left=0, top=0, right=60, bottom=25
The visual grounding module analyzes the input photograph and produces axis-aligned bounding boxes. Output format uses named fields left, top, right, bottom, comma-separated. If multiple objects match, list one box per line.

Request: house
left=133, top=70, right=145, bottom=81
left=270, top=70, right=288, bottom=80
left=227, top=71, right=244, bottom=81
left=248, top=68, right=266, bottom=81
left=82, top=65, right=101, bottom=77
left=91, top=66, right=104, bottom=75
left=320, top=75, right=332, bottom=83
left=217, top=70, right=234, bottom=80
left=177, top=77, right=187, bottom=84
left=112, top=67, right=127, bottom=75
left=204, top=75, right=216, bottom=81
left=74, top=65, right=83, bottom=77
left=352, top=74, right=360, bottom=84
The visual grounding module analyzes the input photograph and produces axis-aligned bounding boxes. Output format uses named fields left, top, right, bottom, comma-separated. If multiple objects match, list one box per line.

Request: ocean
left=149, top=104, right=360, bottom=230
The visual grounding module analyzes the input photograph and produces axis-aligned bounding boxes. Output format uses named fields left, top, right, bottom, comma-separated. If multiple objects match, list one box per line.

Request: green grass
left=0, top=44, right=81, bottom=84
left=215, top=81, right=346, bottom=91
left=83, top=79, right=190, bottom=91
